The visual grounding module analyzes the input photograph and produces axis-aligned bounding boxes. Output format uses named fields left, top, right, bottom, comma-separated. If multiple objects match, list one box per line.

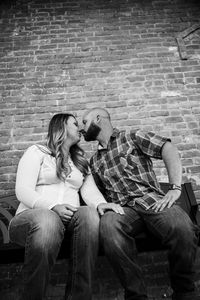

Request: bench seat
left=0, top=182, right=199, bottom=264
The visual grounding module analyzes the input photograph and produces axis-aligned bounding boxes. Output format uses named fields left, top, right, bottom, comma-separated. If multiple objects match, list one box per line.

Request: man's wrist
left=169, top=184, right=182, bottom=191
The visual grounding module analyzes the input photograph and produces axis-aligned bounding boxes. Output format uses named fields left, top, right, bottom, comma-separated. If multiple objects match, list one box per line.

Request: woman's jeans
left=9, top=206, right=100, bottom=300
left=100, top=204, right=199, bottom=300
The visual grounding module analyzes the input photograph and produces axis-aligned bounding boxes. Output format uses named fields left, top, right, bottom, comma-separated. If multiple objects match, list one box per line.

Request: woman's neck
left=63, top=142, right=72, bottom=159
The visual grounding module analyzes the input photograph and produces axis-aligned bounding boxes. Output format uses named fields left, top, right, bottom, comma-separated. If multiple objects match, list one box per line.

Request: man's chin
left=83, top=135, right=96, bottom=142
left=83, top=122, right=101, bottom=142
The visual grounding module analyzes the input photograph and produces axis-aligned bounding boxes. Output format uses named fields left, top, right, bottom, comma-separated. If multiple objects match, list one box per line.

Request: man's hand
left=97, top=203, right=125, bottom=216
left=52, top=204, right=77, bottom=224
left=151, top=189, right=181, bottom=212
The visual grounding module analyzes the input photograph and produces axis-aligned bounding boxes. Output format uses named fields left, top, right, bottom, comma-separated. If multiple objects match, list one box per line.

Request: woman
left=8, top=113, right=122, bottom=300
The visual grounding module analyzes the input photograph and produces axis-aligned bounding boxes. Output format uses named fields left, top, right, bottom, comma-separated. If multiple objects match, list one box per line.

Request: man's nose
left=79, top=129, right=85, bottom=134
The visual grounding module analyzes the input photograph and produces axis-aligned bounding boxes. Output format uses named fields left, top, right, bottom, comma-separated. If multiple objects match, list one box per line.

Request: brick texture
left=0, top=0, right=200, bottom=200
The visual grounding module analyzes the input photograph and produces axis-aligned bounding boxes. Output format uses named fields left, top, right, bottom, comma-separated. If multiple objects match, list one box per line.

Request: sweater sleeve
left=80, top=174, right=107, bottom=209
left=15, top=145, right=53, bottom=209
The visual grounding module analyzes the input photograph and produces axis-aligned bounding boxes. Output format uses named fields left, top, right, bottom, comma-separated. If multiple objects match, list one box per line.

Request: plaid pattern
left=90, top=128, right=171, bottom=210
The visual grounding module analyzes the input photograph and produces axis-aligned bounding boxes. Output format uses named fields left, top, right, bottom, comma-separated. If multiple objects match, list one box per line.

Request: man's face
left=82, top=114, right=101, bottom=142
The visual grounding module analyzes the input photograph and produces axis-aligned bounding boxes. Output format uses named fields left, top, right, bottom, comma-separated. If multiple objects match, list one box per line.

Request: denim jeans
left=9, top=206, right=100, bottom=300
left=100, top=204, right=199, bottom=300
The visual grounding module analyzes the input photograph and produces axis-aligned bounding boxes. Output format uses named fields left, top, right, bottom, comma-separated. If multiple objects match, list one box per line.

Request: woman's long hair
left=46, top=113, right=89, bottom=181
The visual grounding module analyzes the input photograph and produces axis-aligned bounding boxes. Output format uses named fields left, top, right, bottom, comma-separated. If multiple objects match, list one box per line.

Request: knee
left=74, top=206, right=100, bottom=231
left=33, top=210, right=64, bottom=249
left=167, top=207, right=197, bottom=245
left=100, top=212, right=122, bottom=246
left=100, top=212, right=120, bottom=234
left=173, top=222, right=196, bottom=245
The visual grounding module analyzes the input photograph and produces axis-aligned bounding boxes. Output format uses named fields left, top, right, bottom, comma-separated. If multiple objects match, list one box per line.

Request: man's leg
left=100, top=207, right=148, bottom=300
left=9, top=209, right=65, bottom=300
left=64, top=206, right=100, bottom=300
left=136, top=204, right=199, bottom=300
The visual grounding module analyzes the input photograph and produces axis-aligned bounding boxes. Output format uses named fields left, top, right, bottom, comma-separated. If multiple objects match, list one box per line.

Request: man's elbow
left=161, top=141, right=180, bottom=159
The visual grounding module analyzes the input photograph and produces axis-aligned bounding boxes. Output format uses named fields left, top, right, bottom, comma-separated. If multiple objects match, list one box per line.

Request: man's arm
left=162, top=141, right=182, bottom=186
left=151, top=141, right=182, bottom=212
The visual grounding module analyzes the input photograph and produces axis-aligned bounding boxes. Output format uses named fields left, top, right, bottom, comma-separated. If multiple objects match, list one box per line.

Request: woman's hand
left=151, top=189, right=181, bottom=212
left=97, top=203, right=125, bottom=216
left=52, top=204, right=77, bottom=223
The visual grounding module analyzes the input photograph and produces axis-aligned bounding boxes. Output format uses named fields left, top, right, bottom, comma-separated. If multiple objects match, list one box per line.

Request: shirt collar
left=97, top=128, right=120, bottom=150
left=111, top=128, right=120, bottom=138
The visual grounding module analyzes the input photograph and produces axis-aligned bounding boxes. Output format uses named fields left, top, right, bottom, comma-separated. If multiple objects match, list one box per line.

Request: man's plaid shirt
left=90, top=128, right=171, bottom=210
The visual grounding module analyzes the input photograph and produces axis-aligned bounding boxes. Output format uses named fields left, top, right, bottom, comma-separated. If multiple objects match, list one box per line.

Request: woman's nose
left=78, top=123, right=84, bottom=133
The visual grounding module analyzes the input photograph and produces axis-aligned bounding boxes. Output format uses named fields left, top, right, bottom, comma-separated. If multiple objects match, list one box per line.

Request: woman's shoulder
left=24, top=144, right=51, bottom=157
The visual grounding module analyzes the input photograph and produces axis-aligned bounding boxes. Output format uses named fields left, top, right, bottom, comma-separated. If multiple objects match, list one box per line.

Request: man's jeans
left=9, top=206, right=100, bottom=300
left=100, top=204, right=199, bottom=300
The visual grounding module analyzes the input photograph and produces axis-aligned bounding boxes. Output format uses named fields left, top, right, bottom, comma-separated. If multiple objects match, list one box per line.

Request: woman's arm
left=15, top=146, right=56, bottom=209
left=80, top=174, right=107, bottom=209
left=80, top=173, right=124, bottom=215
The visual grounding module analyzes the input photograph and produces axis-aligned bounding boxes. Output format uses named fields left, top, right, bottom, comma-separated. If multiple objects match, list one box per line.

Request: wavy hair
left=46, top=113, right=89, bottom=181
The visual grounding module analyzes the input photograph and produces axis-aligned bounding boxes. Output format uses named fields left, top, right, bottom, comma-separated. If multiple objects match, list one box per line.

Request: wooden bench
left=0, top=182, right=200, bottom=264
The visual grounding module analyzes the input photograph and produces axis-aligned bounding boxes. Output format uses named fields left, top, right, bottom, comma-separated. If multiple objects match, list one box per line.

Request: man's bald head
left=83, top=107, right=111, bottom=121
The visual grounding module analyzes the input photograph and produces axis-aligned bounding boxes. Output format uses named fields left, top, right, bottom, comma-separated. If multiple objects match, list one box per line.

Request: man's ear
left=96, top=114, right=101, bottom=123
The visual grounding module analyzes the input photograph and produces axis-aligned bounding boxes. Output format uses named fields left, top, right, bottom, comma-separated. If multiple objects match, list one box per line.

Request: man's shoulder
left=129, top=129, right=161, bottom=141
left=110, top=128, right=140, bottom=146
left=118, top=128, right=140, bottom=140
left=120, top=129, right=160, bottom=147
left=114, top=128, right=133, bottom=138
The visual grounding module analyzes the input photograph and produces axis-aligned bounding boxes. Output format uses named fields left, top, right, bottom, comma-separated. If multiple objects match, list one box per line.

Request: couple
left=9, top=108, right=199, bottom=300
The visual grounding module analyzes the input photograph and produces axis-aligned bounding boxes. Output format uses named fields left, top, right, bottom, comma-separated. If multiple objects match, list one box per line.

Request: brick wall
left=0, top=0, right=200, bottom=200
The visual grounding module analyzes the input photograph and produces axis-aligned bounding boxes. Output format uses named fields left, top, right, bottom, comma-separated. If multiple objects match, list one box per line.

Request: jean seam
left=66, top=217, right=79, bottom=300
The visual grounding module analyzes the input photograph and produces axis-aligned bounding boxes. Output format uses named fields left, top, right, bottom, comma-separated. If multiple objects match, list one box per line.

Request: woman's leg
left=64, top=206, right=100, bottom=300
left=9, top=209, right=65, bottom=300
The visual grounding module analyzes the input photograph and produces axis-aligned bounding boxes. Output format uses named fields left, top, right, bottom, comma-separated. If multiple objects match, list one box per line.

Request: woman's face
left=65, top=116, right=81, bottom=145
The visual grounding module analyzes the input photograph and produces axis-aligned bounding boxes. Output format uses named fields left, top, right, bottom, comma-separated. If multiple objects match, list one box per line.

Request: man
left=81, top=107, right=200, bottom=300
